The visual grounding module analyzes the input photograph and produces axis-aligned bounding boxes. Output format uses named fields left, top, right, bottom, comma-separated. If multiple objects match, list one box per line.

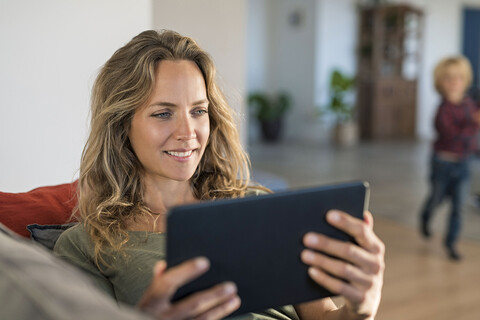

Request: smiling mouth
left=164, top=150, right=194, bottom=158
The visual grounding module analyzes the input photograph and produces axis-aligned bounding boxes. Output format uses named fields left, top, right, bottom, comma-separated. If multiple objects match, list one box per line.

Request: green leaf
left=324, top=69, right=355, bottom=123
left=248, top=91, right=292, bottom=121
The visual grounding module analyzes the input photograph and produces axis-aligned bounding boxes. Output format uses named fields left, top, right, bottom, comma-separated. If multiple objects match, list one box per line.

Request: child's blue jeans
left=420, top=154, right=471, bottom=248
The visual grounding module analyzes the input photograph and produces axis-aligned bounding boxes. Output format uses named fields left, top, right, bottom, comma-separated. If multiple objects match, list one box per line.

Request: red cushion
left=0, top=181, right=78, bottom=237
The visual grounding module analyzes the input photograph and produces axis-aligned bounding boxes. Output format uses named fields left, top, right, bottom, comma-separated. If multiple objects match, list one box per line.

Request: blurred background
left=1, top=0, right=480, bottom=319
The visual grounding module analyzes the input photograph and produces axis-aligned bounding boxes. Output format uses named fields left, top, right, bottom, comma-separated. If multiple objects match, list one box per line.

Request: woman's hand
left=138, top=257, right=241, bottom=320
left=300, top=210, right=385, bottom=320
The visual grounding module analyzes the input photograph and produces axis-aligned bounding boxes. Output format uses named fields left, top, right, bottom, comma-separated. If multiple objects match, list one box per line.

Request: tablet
left=166, top=181, right=369, bottom=316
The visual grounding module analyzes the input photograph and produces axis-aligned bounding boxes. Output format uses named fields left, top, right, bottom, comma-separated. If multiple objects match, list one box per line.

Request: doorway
left=463, top=7, right=480, bottom=102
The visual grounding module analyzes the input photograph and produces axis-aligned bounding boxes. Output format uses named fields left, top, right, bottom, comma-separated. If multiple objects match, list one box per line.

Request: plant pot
left=260, top=118, right=283, bottom=142
left=333, top=121, right=358, bottom=146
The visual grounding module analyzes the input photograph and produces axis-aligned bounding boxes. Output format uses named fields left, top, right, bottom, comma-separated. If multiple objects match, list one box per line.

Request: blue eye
left=193, top=109, right=208, bottom=116
left=152, top=112, right=172, bottom=119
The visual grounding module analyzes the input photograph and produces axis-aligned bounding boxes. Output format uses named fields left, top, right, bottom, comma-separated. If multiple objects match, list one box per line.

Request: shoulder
left=437, top=99, right=452, bottom=110
left=53, top=223, right=118, bottom=298
left=464, top=96, right=479, bottom=108
left=54, top=223, right=93, bottom=258
left=56, top=223, right=90, bottom=244
left=435, top=100, right=455, bottom=118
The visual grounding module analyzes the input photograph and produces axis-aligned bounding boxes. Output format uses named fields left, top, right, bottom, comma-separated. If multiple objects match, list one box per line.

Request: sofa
left=0, top=182, right=152, bottom=319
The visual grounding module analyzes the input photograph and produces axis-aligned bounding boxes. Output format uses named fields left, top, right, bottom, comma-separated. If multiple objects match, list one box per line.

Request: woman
left=54, top=30, right=384, bottom=320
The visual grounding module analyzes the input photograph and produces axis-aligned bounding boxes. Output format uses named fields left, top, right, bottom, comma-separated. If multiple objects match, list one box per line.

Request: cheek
left=199, top=118, right=210, bottom=145
left=130, top=122, right=171, bottom=155
left=457, top=79, right=467, bottom=89
left=149, top=124, right=172, bottom=145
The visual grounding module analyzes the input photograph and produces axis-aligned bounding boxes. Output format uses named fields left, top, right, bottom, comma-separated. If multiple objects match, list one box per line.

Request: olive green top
left=53, top=190, right=299, bottom=320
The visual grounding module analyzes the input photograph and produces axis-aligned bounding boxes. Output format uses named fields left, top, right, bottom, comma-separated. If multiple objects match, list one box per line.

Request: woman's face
left=129, top=59, right=210, bottom=183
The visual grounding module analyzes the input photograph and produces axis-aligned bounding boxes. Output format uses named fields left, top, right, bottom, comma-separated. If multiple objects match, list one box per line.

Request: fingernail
left=153, top=261, right=165, bottom=275
left=224, top=282, right=237, bottom=294
left=228, top=296, right=241, bottom=309
left=195, top=257, right=210, bottom=270
left=327, top=211, right=341, bottom=223
left=305, top=233, right=318, bottom=246
left=308, top=267, right=320, bottom=277
left=302, top=250, right=315, bottom=262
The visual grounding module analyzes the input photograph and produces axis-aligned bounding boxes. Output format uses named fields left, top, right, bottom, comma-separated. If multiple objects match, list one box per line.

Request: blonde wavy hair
left=78, top=30, right=265, bottom=266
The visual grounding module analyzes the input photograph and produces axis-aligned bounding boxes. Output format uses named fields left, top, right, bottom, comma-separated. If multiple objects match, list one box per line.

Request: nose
left=174, top=112, right=196, bottom=141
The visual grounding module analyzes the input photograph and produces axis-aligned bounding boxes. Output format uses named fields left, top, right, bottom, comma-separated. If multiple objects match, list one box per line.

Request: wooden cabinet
left=356, top=4, right=423, bottom=140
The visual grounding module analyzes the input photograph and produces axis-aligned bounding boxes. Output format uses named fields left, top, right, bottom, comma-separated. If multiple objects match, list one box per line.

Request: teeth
left=166, top=150, right=193, bottom=157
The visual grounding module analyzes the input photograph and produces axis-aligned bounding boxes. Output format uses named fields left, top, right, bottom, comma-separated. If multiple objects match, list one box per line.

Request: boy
left=419, top=56, right=480, bottom=261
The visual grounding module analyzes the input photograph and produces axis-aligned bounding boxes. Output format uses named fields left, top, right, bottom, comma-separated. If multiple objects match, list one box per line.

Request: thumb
left=364, top=211, right=374, bottom=229
left=153, top=260, right=167, bottom=277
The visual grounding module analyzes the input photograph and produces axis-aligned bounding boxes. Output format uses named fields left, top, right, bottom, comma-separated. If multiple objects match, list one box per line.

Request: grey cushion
left=0, top=223, right=152, bottom=320
left=27, top=223, right=77, bottom=250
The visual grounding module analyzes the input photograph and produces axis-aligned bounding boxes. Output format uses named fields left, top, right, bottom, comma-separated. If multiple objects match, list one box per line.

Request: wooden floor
left=249, top=140, right=480, bottom=320
left=374, top=218, right=480, bottom=320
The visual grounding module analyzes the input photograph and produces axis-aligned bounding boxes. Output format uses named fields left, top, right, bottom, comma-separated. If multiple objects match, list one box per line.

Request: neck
left=445, top=93, right=464, bottom=105
left=143, top=174, right=196, bottom=214
left=125, top=174, right=197, bottom=232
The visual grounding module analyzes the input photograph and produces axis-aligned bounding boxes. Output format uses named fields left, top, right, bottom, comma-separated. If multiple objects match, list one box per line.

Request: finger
left=326, top=210, right=384, bottom=254
left=139, top=257, right=210, bottom=308
left=137, top=261, right=169, bottom=311
left=167, top=282, right=238, bottom=320
left=301, top=249, right=373, bottom=287
left=195, top=296, right=241, bottom=320
left=161, top=257, right=210, bottom=295
left=307, top=267, right=363, bottom=304
left=154, top=260, right=168, bottom=277
left=303, top=233, right=379, bottom=273
left=364, top=211, right=374, bottom=228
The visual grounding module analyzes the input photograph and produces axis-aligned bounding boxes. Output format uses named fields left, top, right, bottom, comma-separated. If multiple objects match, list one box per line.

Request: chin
left=169, top=171, right=196, bottom=182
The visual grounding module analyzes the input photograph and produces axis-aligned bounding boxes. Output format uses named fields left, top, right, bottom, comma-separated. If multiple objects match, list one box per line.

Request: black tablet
left=166, top=181, right=369, bottom=316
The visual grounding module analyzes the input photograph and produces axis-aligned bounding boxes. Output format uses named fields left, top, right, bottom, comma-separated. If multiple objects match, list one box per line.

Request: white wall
left=314, top=0, right=357, bottom=107
left=153, top=0, right=248, bottom=143
left=247, top=0, right=318, bottom=142
left=247, top=0, right=272, bottom=94
left=0, top=0, right=152, bottom=192
left=247, top=0, right=271, bottom=141
left=272, top=0, right=317, bottom=141
left=312, top=0, right=357, bottom=142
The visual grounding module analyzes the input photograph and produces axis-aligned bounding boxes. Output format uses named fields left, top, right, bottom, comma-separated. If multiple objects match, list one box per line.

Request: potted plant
left=325, top=69, right=358, bottom=146
left=248, top=91, right=292, bottom=142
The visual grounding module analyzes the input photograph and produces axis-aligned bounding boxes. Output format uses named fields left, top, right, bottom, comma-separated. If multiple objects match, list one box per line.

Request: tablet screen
left=166, top=181, right=369, bottom=316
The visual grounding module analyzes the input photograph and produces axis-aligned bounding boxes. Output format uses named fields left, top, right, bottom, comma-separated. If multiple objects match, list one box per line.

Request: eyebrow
left=148, top=99, right=209, bottom=108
